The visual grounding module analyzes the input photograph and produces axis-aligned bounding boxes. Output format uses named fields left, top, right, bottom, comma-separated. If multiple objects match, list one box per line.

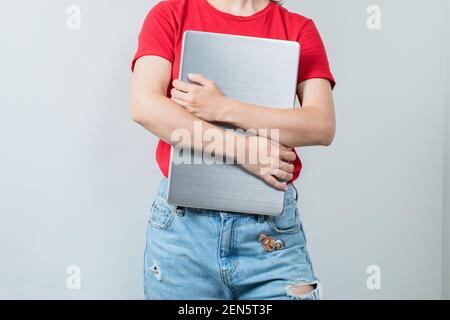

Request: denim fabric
left=144, top=178, right=320, bottom=300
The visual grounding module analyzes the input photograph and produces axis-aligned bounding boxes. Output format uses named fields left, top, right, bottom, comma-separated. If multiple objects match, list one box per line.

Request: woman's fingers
left=270, top=168, right=293, bottom=182
left=279, top=161, right=295, bottom=174
left=279, top=148, right=296, bottom=162
left=171, top=96, right=193, bottom=110
left=187, top=73, right=211, bottom=86
left=263, top=175, right=288, bottom=191
left=170, top=88, right=190, bottom=101
left=172, top=79, right=197, bottom=93
left=277, top=143, right=292, bottom=151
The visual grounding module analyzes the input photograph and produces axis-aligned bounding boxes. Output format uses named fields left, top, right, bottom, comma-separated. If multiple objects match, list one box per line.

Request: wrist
left=217, top=96, right=235, bottom=123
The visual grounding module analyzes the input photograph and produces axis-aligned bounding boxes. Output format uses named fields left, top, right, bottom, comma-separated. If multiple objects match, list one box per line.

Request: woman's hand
left=171, top=74, right=229, bottom=122
left=240, top=136, right=296, bottom=191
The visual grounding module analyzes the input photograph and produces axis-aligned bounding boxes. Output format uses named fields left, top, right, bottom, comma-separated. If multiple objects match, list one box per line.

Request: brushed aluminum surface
left=167, top=31, right=300, bottom=216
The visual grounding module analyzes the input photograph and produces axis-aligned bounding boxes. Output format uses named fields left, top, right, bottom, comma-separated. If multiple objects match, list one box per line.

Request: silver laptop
left=167, top=31, right=300, bottom=216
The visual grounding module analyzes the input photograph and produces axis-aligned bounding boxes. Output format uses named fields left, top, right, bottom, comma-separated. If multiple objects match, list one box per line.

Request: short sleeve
left=297, top=20, right=336, bottom=89
left=131, top=2, right=176, bottom=71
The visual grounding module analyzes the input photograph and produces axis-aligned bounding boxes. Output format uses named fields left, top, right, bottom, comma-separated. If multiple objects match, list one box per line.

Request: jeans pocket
left=267, top=203, right=302, bottom=234
left=148, top=195, right=175, bottom=230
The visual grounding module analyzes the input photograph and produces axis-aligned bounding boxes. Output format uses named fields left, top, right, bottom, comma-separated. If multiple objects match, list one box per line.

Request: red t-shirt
left=132, top=0, right=335, bottom=182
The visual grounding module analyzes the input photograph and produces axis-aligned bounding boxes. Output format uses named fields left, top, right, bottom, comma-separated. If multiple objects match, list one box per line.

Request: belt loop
left=175, top=206, right=185, bottom=217
left=257, top=214, right=266, bottom=223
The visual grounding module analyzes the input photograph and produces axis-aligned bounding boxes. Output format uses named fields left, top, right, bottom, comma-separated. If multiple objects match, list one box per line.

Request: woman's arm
left=131, top=56, right=296, bottom=190
left=131, top=57, right=224, bottom=150
left=222, top=78, right=336, bottom=147
left=171, top=75, right=336, bottom=148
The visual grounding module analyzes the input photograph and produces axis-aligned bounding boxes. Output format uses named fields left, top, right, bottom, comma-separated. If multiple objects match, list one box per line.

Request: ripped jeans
left=144, top=178, right=321, bottom=300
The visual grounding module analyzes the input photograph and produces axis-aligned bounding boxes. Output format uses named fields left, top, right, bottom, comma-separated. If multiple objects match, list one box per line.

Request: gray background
left=0, top=0, right=448, bottom=299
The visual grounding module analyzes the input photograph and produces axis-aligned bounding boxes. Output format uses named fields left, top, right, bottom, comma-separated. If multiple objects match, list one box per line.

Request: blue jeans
left=144, top=178, right=321, bottom=300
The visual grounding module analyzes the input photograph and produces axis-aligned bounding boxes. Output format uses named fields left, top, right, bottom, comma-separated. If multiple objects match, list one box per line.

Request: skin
left=171, top=74, right=335, bottom=147
left=132, top=0, right=334, bottom=296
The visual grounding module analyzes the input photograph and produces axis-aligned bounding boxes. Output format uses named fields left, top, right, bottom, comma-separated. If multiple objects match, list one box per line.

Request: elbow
left=130, top=93, right=143, bottom=123
left=131, top=98, right=164, bottom=134
left=131, top=103, right=144, bottom=125
left=131, top=104, right=157, bottom=132
left=130, top=91, right=166, bottom=130
left=130, top=95, right=154, bottom=128
left=318, top=120, right=336, bottom=146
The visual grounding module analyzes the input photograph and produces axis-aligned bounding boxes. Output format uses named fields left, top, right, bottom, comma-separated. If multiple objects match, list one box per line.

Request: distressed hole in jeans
left=151, top=264, right=161, bottom=281
left=287, top=280, right=320, bottom=300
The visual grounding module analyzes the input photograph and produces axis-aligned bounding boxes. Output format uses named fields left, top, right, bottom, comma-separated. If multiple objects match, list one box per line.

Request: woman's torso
left=155, top=0, right=309, bottom=181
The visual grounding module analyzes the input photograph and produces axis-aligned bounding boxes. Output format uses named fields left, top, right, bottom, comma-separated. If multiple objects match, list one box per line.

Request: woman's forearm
left=170, top=74, right=335, bottom=147
left=131, top=93, right=297, bottom=190
left=131, top=56, right=298, bottom=190
left=132, top=94, right=246, bottom=159
left=221, top=98, right=336, bottom=147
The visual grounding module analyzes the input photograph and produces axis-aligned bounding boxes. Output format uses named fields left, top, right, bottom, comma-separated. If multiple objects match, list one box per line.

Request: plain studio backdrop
left=0, top=0, right=449, bottom=299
